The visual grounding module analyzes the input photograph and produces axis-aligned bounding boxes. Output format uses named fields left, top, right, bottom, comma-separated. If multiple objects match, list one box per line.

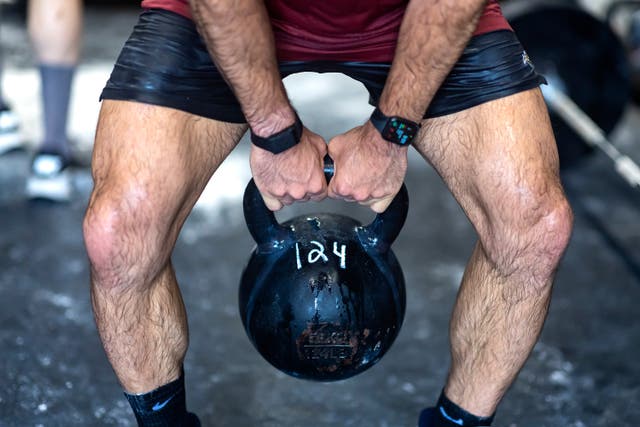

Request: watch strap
left=369, top=107, right=391, bottom=134
left=250, top=113, right=303, bottom=154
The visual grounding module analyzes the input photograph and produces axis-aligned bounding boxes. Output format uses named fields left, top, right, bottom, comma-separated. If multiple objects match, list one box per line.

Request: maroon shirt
left=141, top=0, right=511, bottom=61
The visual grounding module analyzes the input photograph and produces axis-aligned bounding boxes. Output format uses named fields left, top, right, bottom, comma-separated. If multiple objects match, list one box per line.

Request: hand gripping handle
left=243, top=156, right=409, bottom=252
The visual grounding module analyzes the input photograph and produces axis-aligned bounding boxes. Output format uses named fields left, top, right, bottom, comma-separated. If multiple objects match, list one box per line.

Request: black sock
left=124, top=371, right=199, bottom=427
left=433, top=391, right=494, bottom=427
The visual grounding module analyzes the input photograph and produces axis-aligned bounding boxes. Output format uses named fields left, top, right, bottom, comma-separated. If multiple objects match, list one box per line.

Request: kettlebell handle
left=243, top=156, right=409, bottom=251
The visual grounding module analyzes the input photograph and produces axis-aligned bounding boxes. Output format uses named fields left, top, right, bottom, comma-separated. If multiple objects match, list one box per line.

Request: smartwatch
left=250, top=113, right=303, bottom=154
left=369, top=107, right=420, bottom=146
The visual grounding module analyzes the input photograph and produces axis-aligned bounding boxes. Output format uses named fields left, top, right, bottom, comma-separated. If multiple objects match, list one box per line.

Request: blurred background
left=0, top=0, right=639, bottom=426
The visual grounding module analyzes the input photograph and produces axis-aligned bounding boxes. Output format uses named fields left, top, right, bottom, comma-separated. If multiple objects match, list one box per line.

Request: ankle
left=434, top=391, right=495, bottom=426
left=124, top=369, right=198, bottom=427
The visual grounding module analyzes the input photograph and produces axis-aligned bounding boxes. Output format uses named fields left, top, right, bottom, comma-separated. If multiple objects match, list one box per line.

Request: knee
left=83, top=187, right=170, bottom=291
left=482, top=191, right=573, bottom=285
left=531, top=197, right=573, bottom=272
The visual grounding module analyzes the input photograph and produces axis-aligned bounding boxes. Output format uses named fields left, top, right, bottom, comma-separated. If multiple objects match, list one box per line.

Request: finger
left=262, top=194, right=284, bottom=212
left=327, top=181, right=339, bottom=199
left=308, top=181, right=328, bottom=201
left=328, top=189, right=356, bottom=203
left=310, top=174, right=329, bottom=197
left=288, top=184, right=307, bottom=201
left=309, top=191, right=327, bottom=202
left=327, top=169, right=357, bottom=202
left=280, top=195, right=295, bottom=206
left=308, top=175, right=328, bottom=197
left=327, top=186, right=354, bottom=202
left=291, top=191, right=311, bottom=203
left=367, top=196, right=394, bottom=213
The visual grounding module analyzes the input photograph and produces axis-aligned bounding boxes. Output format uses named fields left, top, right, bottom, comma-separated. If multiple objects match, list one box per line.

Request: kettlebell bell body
left=239, top=175, right=408, bottom=381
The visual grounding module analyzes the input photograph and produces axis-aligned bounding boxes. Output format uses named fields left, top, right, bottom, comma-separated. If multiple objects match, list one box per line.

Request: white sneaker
left=0, top=106, right=22, bottom=155
left=26, top=152, right=72, bottom=202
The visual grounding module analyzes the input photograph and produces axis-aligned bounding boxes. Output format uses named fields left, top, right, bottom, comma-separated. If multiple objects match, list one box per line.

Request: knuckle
left=332, top=180, right=351, bottom=197
left=289, top=187, right=306, bottom=200
left=270, top=188, right=286, bottom=198
left=352, top=190, right=370, bottom=202
left=308, top=179, right=326, bottom=195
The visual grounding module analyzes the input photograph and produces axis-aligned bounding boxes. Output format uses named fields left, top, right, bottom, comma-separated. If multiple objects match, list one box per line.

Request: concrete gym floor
left=1, top=5, right=639, bottom=427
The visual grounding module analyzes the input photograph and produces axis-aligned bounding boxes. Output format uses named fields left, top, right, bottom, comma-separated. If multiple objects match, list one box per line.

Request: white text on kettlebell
left=295, top=241, right=347, bottom=270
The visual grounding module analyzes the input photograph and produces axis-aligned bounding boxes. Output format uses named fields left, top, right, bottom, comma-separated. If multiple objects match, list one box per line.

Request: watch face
left=382, top=118, right=418, bottom=145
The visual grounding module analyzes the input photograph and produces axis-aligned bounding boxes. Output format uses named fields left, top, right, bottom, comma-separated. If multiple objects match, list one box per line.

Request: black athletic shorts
left=100, top=9, right=545, bottom=123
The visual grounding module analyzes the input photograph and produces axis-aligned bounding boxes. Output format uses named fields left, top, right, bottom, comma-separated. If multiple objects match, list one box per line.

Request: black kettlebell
left=239, top=158, right=408, bottom=381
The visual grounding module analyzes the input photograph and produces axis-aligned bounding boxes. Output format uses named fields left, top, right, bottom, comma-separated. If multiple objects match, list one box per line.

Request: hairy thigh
left=91, top=101, right=244, bottom=198
left=414, top=89, right=566, bottom=269
left=86, top=100, right=247, bottom=279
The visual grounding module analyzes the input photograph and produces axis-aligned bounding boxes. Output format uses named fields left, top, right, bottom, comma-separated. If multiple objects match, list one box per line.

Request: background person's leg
left=83, top=100, right=247, bottom=424
left=0, top=5, right=22, bottom=154
left=414, top=89, right=573, bottom=423
left=28, top=0, right=83, bottom=66
left=26, top=0, right=83, bottom=201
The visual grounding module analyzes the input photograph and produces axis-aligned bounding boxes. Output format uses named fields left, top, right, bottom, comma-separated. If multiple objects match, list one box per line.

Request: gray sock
left=39, top=64, right=75, bottom=158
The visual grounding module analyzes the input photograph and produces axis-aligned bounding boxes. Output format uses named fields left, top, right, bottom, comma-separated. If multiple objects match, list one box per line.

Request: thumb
left=367, top=195, right=394, bottom=214
left=261, top=193, right=284, bottom=212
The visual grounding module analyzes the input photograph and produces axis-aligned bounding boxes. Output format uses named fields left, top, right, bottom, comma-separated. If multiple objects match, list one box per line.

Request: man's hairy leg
left=83, top=100, right=247, bottom=393
left=28, top=0, right=83, bottom=64
left=413, top=89, right=573, bottom=417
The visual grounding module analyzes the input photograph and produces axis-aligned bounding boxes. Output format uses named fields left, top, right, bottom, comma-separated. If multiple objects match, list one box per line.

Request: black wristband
left=250, top=113, right=303, bottom=154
